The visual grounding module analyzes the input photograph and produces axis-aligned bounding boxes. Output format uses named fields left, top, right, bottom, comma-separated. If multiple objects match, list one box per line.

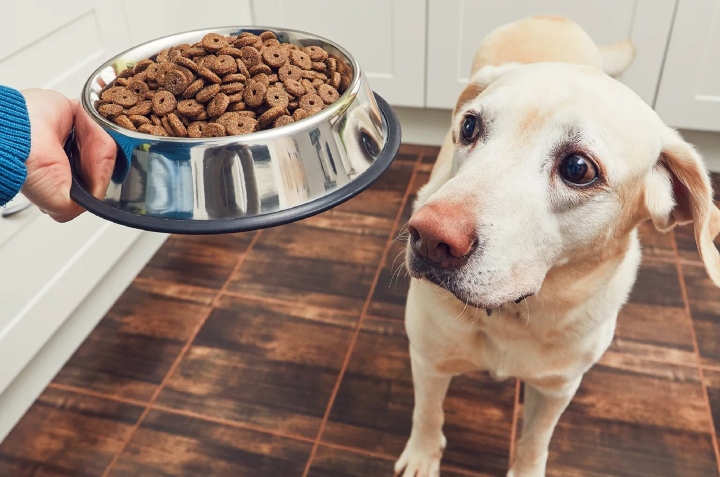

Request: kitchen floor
left=2, top=144, right=720, bottom=477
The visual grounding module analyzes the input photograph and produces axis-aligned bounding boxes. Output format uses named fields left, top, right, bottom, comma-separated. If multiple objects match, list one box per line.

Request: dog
left=395, top=15, right=720, bottom=477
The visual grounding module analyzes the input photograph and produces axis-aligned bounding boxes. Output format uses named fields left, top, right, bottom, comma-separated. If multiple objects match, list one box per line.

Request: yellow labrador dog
left=395, top=16, right=720, bottom=477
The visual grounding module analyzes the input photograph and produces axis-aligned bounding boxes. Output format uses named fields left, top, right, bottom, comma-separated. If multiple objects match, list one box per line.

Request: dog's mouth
left=407, top=251, right=533, bottom=315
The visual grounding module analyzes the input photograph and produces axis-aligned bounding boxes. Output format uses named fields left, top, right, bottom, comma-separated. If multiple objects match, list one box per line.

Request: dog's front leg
left=508, top=377, right=582, bottom=477
left=394, top=347, right=452, bottom=477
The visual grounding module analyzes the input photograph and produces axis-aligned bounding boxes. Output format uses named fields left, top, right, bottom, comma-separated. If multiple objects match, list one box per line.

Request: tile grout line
left=47, top=383, right=148, bottom=408
left=300, top=151, right=425, bottom=477
left=669, top=231, right=720, bottom=477
left=508, top=379, right=522, bottom=469
left=219, top=290, right=361, bottom=318
left=45, top=382, right=318, bottom=444
left=99, top=231, right=264, bottom=477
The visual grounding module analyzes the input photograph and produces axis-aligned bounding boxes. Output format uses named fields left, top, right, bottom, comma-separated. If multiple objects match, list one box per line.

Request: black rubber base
left=68, top=93, right=401, bottom=235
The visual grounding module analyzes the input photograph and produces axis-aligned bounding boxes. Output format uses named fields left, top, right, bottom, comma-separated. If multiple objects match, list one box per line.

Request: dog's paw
left=393, top=434, right=446, bottom=477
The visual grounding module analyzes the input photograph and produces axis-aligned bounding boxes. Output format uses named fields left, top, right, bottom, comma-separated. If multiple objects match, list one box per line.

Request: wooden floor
left=2, top=144, right=720, bottom=476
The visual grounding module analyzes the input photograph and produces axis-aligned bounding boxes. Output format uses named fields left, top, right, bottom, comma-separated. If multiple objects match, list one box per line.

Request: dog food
left=94, top=30, right=352, bottom=138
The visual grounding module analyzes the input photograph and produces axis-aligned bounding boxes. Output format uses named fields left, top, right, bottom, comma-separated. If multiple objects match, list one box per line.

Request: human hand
left=20, top=89, right=116, bottom=222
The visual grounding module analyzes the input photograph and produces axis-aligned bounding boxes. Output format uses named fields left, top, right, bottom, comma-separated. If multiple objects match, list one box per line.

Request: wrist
left=0, top=85, right=31, bottom=205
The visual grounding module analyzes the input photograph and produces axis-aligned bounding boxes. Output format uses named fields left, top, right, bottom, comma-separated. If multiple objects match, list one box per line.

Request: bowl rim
left=68, top=93, right=401, bottom=234
left=81, top=25, right=363, bottom=143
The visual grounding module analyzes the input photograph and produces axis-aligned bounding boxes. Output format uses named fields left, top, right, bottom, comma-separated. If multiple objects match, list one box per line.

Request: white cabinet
left=251, top=0, right=427, bottom=108
left=424, top=0, right=677, bottom=109
left=121, top=0, right=253, bottom=45
left=655, top=0, right=720, bottom=132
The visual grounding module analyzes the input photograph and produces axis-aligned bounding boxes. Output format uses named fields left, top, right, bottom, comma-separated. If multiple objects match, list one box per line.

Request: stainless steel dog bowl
left=67, top=26, right=401, bottom=234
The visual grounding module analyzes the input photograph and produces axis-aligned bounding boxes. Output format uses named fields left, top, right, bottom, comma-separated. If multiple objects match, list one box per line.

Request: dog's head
left=406, top=62, right=720, bottom=311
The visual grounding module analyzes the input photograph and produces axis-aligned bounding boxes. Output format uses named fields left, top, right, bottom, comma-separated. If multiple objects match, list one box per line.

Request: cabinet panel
left=121, top=0, right=253, bottom=45
left=252, top=0, right=426, bottom=107
left=655, top=0, right=720, bottom=131
left=0, top=1, right=131, bottom=98
left=426, top=0, right=675, bottom=109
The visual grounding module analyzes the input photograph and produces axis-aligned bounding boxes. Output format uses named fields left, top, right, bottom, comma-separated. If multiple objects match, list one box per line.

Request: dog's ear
left=645, top=128, right=720, bottom=286
left=453, top=63, right=520, bottom=117
left=599, top=40, right=636, bottom=77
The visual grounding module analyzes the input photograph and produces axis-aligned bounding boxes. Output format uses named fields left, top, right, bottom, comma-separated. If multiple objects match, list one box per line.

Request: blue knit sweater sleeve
left=0, top=86, right=31, bottom=206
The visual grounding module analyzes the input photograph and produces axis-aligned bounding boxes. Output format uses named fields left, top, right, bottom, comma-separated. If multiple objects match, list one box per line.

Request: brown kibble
left=101, top=86, right=139, bottom=107
left=293, top=108, right=309, bottom=121
left=161, top=116, right=176, bottom=137
left=175, top=56, right=199, bottom=73
left=239, top=46, right=262, bottom=68
left=159, top=69, right=189, bottom=95
left=133, top=59, right=154, bottom=74
left=98, top=103, right=124, bottom=118
left=188, top=121, right=226, bottom=138
left=207, top=93, right=230, bottom=118
left=258, top=106, right=286, bottom=128
left=211, top=55, right=238, bottom=75
left=243, top=80, right=267, bottom=108
left=317, top=84, right=340, bottom=104
left=265, top=86, right=289, bottom=109
left=202, top=33, right=229, bottom=52
left=177, top=99, right=205, bottom=117
left=113, top=115, right=136, bottom=131
left=127, top=79, right=149, bottom=96
left=284, top=78, right=305, bottom=97
left=196, top=83, right=221, bottom=103
left=299, top=93, right=323, bottom=111
left=259, top=31, right=277, bottom=41
left=278, top=63, right=301, bottom=81
left=167, top=113, right=188, bottom=137
left=262, top=47, right=288, bottom=68
left=290, top=50, right=312, bottom=70
left=222, top=73, right=247, bottom=84
left=152, top=90, right=177, bottom=115
left=221, top=82, right=245, bottom=94
left=182, top=78, right=205, bottom=99
left=303, top=45, right=328, bottom=61
left=216, top=47, right=244, bottom=58
left=274, top=115, right=294, bottom=128
left=249, top=63, right=272, bottom=76
left=129, top=115, right=151, bottom=126
left=197, top=66, right=222, bottom=84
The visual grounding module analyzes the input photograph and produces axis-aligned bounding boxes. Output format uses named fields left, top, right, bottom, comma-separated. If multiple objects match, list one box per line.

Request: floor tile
left=155, top=295, right=357, bottom=439
left=683, top=263, right=720, bottom=367
left=306, top=158, right=415, bottom=233
left=136, top=232, right=257, bottom=302
left=636, top=221, right=675, bottom=262
left=366, top=167, right=433, bottom=320
left=52, top=284, right=210, bottom=401
left=306, top=445, right=474, bottom=477
left=702, top=368, right=720, bottom=444
left=628, top=259, right=684, bottom=308
left=0, top=388, right=143, bottom=477
left=533, top=356, right=716, bottom=476
left=226, top=220, right=388, bottom=313
left=608, top=259, right=696, bottom=366
left=322, top=317, right=515, bottom=476
left=108, top=410, right=312, bottom=477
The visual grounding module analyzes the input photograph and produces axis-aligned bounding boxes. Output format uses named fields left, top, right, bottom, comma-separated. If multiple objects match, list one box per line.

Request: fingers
left=71, top=100, right=117, bottom=199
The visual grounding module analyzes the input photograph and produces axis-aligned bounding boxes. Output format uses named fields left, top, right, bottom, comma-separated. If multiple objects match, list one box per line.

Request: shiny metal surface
left=72, top=26, right=400, bottom=234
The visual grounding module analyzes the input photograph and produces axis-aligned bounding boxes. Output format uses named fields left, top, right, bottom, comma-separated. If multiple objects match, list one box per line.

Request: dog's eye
left=460, top=114, right=480, bottom=142
left=559, top=154, right=597, bottom=185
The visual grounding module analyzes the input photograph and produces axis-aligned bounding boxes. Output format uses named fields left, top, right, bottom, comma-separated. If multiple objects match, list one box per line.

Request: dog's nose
left=408, top=203, right=477, bottom=269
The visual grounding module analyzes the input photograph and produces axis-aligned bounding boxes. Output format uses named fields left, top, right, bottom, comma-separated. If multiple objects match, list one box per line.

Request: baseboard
left=394, top=106, right=720, bottom=174
left=394, top=106, right=451, bottom=146
left=678, top=129, right=720, bottom=174
left=0, top=231, right=167, bottom=443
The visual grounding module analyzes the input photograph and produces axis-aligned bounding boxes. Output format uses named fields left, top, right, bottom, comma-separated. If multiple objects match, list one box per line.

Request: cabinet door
left=425, top=0, right=676, bottom=110
left=252, top=0, right=426, bottom=107
left=0, top=1, right=131, bottom=97
left=655, top=0, right=720, bottom=132
left=121, top=0, right=252, bottom=45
